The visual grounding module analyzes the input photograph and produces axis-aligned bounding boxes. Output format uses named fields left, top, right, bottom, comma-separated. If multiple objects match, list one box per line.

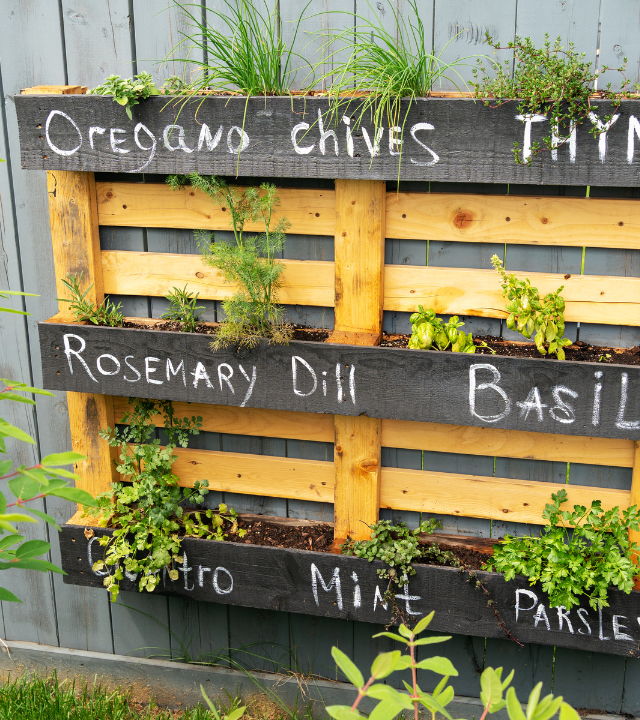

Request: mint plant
left=326, top=613, right=580, bottom=720
left=167, top=173, right=292, bottom=349
left=162, top=285, right=205, bottom=332
left=89, top=398, right=245, bottom=601
left=408, top=306, right=475, bottom=353
left=486, top=488, right=640, bottom=611
left=491, top=256, right=571, bottom=359
left=59, top=272, right=124, bottom=327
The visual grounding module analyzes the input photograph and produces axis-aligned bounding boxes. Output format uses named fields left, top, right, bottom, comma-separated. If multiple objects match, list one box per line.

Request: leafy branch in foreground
left=486, top=488, right=640, bottom=611
left=472, top=33, right=639, bottom=164
left=167, top=173, right=292, bottom=349
left=162, top=285, right=205, bottom=332
left=59, top=272, right=124, bottom=327
left=491, top=256, right=571, bottom=359
left=89, top=398, right=244, bottom=601
left=326, top=613, right=580, bottom=720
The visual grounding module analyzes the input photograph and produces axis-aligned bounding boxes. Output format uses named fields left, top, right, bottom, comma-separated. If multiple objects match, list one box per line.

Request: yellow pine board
left=102, top=250, right=335, bottom=306
left=384, top=265, right=640, bottom=326
left=96, top=182, right=336, bottom=236
left=386, top=193, right=640, bottom=249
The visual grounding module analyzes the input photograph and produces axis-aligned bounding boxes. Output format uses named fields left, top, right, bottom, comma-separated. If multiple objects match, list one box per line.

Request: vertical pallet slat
left=631, top=441, right=640, bottom=589
left=46, top=160, right=117, bottom=499
left=331, top=179, right=385, bottom=544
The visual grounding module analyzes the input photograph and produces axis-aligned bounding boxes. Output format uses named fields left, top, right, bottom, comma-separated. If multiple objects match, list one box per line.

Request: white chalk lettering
left=163, top=124, right=194, bottom=153
left=110, top=128, right=130, bottom=154
left=192, top=362, right=214, bottom=389
left=336, top=363, right=344, bottom=403
left=469, top=364, right=511, bottom=423
left=409, top=123, right=439, bottom=166
left=145, top=357, right=163, bottom=385
left=351, top=571, right=361, bottom=609
left=373, top=585, right=388, bottom=611
left=45, top=110, right=82, bottom=156
left=131, top=123, right=157, bottom=172
left=177, top=553, right=194, bottom=591
left=534, top=604, right=550, bottom=630
left=89, top=126, right=106, bottom=149
left=577, top=608, right=592, bottom=635
left=599, top=607, right=611, bottom=640
left=389, top=126, right=402, bottom=156
left=592, top=371, right=603, bottom=426
left=556, top=606, right=574, bottom=634
left=198, top=565, right=211, bottom=587
left=616, top=372, right=640, bottom=429
left=87, top=536, right=108, bottom=576
left=349, top=365, right=356, bottom=405
left=628, top=116, right=640, bottom=163
left=342, top=116, right=354, bottom=157
left=516, top=114, right=547, bottom=162
left=362, top=126, right=383, bottom=157
left=549, top=385, right=578, bottom=424
left=515, top=589, right=538, bottom=621
left=292, top=356, right=317, bottom=397
left=227, top=126, right=249, bottom=154
left=238, top=364, right=257, bottom=407
left=218, top=363, right=235, bottom=393
left=124, top=355, right=141, bottom=382
left=310, top=564, right=343, bottom=610
left=551, top=120, right=577, bottom=163
left=322, top=371, right=327, bottom=397
left=63, top=333, right=98, bottom=382
left=395, top=580, right=421, bottom=616
left=517, top=387, right=547, bottom=422
left=198, top=123, right=223, bottom=151
left=213, top=566, right=233, bottom=594
left=588, top=112, right=620, bottom=162
left=317, top=109, right=338, bottom=156
left=291, top=122, right=315, bottom=155
left=166, top=358, right=186, bottom=386
left=613, top=615, right=634, bottom=642
left=96, top=354, right=121, bottom=376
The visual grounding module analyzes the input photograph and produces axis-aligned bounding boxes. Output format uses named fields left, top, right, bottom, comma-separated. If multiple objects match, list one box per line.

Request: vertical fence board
left=598, top=0, right=640, bottom=92
left=228, top=606, right=291, bottom=673
left=553, top=648, right=626, bottom=713
left=290, top=614, right=354, bottom=681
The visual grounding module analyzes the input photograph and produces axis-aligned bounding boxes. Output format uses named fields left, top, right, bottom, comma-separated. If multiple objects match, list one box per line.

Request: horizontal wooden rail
left=112, top=398, right=635, bottom=468
left=103, top=250, right=640, bottom=325
left=97, top=182, right=640, bottom=250
left=168, top=447, right=630, bottom=525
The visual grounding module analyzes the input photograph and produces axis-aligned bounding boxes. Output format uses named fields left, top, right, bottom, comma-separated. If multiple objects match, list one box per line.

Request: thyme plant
left=408, top=306, right=476, bottom=352
left=162, top=285, right=205, bottom=332
left=486, top=489, right=640, bottom=611
left=59, top=272, right=124, bottom=327
left=89, top=398, right=245, bottom=601
left=167, top=173, right=292, bottom=349
left=491, top=256, right=571, bottom=359
left=472, top=33, right=638, bottom=164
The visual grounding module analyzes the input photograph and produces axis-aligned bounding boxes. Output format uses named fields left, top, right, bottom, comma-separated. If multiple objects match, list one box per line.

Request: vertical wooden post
left=630, top=442, right=640, bottom=589
left=32, top=85, right=118, bottom=500
left=330, top=180, right=386, bottom=545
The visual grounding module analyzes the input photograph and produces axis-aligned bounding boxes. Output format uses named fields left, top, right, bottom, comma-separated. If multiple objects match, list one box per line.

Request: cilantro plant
left=162, top=285, right=205, bottom=332
left=486, top=489, right=640, bottom=611
left=167, top=173, right=292, bottom=349
left=408, top=306, right=475, bottom=353
left=59, top=272, right=124, bottom=327
left=326, top=613, right=580, bottom=720
left=472, top=33, right=638, bottom=164
left=491, top=256, right=571, bottom=359
left=89, top=398, right=245, bottom=601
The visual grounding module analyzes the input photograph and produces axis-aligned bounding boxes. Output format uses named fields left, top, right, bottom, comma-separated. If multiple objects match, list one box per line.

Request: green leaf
left=8, top=475, right=40, bottom=500
left=0, top=513, right=36, bottom=523
left=46, top=487, right=98, bottom=506
left=5, top=559, right=62, bottom=573
left=412, top=636, right=452, bottom=646
left=412, top=611, right=435, bottom=635
left=398, top=623, right=413, bottom=639
left=225, top=707, right=246, bottom=720
left=41, top=452, right=85, bottom=467
left=368, top=700, right=403, bottom=720
left=332, top=647, right=365, bottom=688
left=370, top=650, right=401, bottom=680
left=25, top=506, right=60, bottom=530
left=326, top=706, right=365, bottom=720
left=366, top=685, right=404, bottom=703
left=0, top=460, right=12, bottom=477
left=559, top=704, right=581, bottom=720
left=15, top=539, right=50, bottom=559
left=0, top=421, right=34, bottom=444
left=200, top=686, right=219, bottom=716
left=372, top=632, right=407, bottom=644
left=414, top=656, right=458, bottom=676
left=0, top=535, right=24, bottom=551
left=506, top=687, right=527, bottom=720
left=0, top=586, right=21, bottom=603
left=532, top=696, right=564, bottom=720
left=526, top=682, right=543, bottom=720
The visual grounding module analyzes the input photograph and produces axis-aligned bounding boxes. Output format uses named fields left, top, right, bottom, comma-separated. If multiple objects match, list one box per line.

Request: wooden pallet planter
left=62, top=514, right=640, bottom=659
left=17, top=86, right=640, bottom=659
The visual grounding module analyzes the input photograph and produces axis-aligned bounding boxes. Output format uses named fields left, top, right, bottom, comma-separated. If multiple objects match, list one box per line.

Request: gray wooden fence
left=1, top=0, right=640, bottom=714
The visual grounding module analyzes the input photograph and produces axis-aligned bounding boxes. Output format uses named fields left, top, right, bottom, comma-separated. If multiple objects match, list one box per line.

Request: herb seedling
left=89, top=72, right=161, bottom=119
left=491, top=256, right=571, bottom=359
left=59, top=272, right=124, bottom=327
left=408, top=306, right=476, bottom=352
left=472, top=33, right=638, bottom=164
left=167, top=173, right=292, bottom=349
left=89, top=398, right=245, bottom=601
left=162, top=285, right=205, bottom=332
left=486, top=488, right=640, bottom=611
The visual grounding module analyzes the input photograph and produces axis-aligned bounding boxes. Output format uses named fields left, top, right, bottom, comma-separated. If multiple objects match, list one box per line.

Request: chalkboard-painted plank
left=38, top=321, right=640, bottom=440
left=61, top=522, right=640, bottom=658
left=17, top=95, right=640, bottom=186
left=433, top=0, right=516, bottom=92
left=598, top=0, right=640, bottom=93
left=61, top=1, right=135, bottom=87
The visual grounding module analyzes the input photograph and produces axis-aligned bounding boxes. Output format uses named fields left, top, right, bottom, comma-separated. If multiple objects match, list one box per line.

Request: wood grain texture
left=38, top=321, right=640, bottom=440
left=384, top=265, right=640, bottom=326
left=96, top=182, right=336, bottom=236
left=101, top=250, right=335, bottom=306
left=16, top=95, right=640, bottom=185
left=386, top=192, right=640, bottom=249
left=60, top=522, right=640, bottom=658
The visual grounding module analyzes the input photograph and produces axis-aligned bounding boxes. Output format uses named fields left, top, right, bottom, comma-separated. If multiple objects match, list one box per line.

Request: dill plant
left=167, top=173, right=292, bottom=349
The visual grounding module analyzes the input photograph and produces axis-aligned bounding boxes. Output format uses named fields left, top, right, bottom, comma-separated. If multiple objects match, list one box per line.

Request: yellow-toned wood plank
left=334, top=416, right=382, bottom=541
left=380, top=467, right=631, bottom=525
left=384, top=265, right=640, bottom=326
left=96, top=182, right=336, bottom=236
left=386, top=193, right=640, bottom=250
left=112, top=398, right=335, bottom=443
left=22, top=85, right=86, bottom=94
left=102, top=250, right=335, bottom=306
left=382, top=420, right=635, bottom=468
left=172, top=448, right=334, bottom=503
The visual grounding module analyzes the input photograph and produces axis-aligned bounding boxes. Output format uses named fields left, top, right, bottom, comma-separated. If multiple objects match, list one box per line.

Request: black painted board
left=15, top=94, right=640, bottom=186
left=61, top=522, right=640, bottom=659
left=39, top=321, right=640, bottom=440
